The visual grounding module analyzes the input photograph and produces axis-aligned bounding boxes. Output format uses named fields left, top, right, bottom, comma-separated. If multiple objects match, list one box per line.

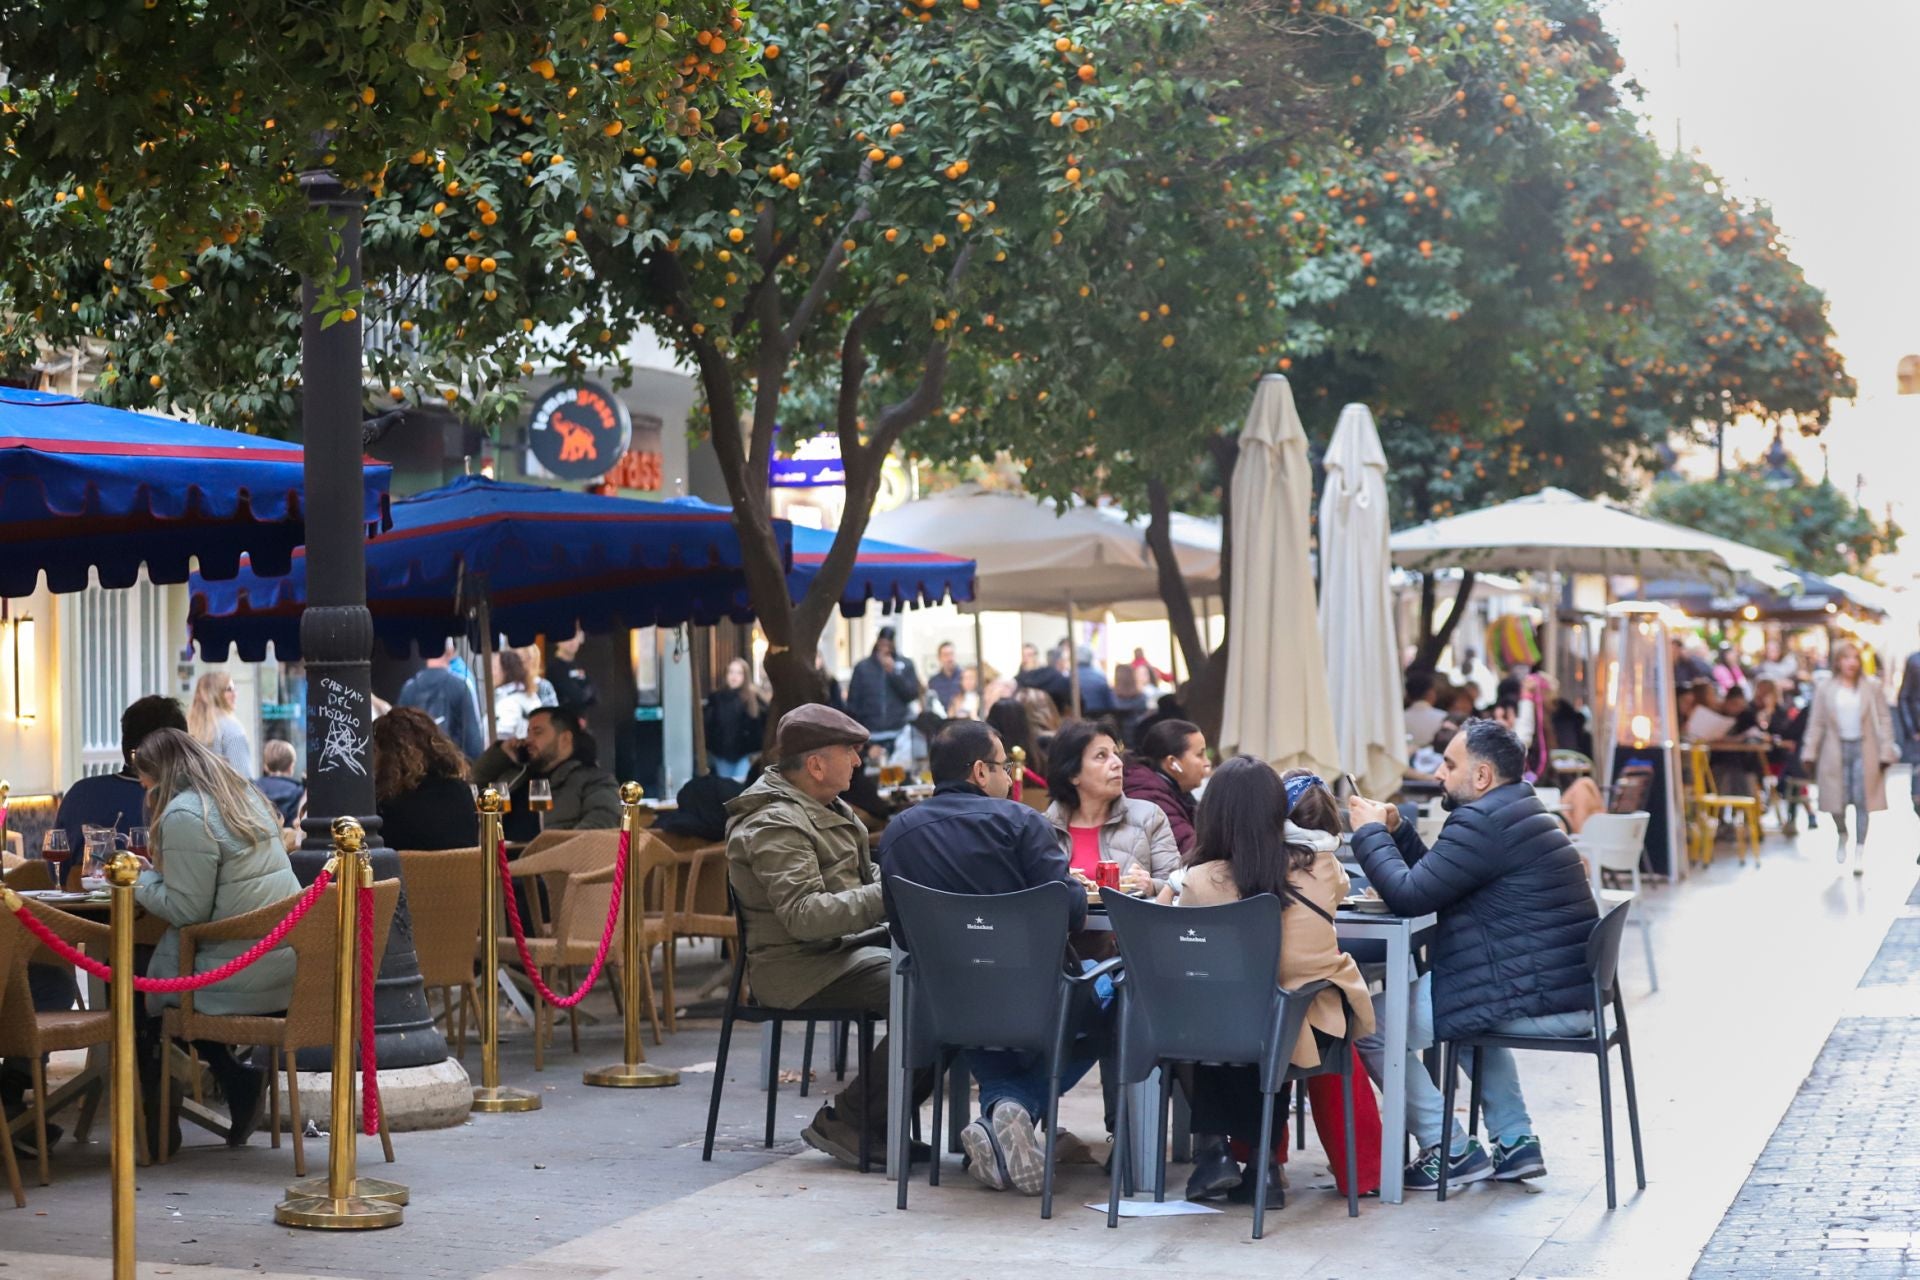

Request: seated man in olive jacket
left=473, top=706, right=621, bottom=842
left=1347, top=719, right=1598, bottom=1192
left=726, top=704, right=934, bottom=1169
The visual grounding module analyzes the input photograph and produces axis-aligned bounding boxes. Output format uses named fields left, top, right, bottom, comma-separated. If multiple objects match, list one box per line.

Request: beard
left=1440, top=785, right=1471, bottom=812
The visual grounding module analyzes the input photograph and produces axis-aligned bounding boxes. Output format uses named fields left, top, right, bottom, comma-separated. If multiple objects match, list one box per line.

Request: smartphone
left=1342, top=772, right=1360, bottom=797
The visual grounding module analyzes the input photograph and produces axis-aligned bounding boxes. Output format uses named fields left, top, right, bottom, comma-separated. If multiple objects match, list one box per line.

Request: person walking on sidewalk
left=1898, top=634, right=1920, bottom=862
left=1802, top=640, right=1897, bottom=876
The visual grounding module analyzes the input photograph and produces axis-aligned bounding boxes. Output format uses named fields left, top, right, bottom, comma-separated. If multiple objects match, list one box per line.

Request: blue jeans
left=965, top=1046, right=1101, bottom=1124
left=1360, top=971, right=1591, bottom=1153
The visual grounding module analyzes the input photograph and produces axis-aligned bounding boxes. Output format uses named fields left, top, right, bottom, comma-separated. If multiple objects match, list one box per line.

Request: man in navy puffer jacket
left=1348, top=719, right=1598, bottom=1192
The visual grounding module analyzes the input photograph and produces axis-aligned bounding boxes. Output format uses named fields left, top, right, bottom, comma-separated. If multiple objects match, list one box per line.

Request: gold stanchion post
left=108, top=851, right=138, bottom=1277
left=275, top=818, right=404, bottom=1229
left=584, top=783, right=679, bottom=1089
left=471, top=786, right=540, bottom=1113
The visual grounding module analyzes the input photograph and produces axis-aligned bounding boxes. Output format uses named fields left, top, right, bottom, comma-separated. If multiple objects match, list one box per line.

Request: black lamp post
left=294, top=170, right=447, bottom=1070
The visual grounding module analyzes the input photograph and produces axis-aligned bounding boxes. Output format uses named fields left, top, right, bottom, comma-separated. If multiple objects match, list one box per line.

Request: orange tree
left=0, top=1, right=752, bottom=424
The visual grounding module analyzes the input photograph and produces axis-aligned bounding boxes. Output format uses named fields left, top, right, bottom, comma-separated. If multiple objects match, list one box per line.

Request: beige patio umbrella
left=1221, top=375, right=1339, bottom=775
left=1319, top=403, right=1404, bottom=797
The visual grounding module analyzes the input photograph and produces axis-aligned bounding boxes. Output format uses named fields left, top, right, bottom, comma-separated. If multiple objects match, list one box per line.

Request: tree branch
left=1145, top=476, right=1209, bottom=680
left=783, top=194, right=871, bottom=349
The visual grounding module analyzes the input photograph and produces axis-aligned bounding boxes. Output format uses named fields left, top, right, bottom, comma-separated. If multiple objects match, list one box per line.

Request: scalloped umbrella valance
left=0, top=388, right=391, bottom=595
left=188, top=476, right=789, bottom=661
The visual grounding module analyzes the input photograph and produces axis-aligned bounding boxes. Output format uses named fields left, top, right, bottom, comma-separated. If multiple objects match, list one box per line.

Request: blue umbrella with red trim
left=0, top=388, right=391, bottom=595
left=188, top=475, right=790, bottom=661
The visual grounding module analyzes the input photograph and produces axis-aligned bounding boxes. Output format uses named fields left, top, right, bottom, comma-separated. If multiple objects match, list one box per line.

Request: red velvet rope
left=357, top=880, right=381, bottom=1137
left=4, top=869, right=334, bottom=991
left=1014, top=766, right=1045, bottom=801
left=495, top=832, right=628, bottom=1010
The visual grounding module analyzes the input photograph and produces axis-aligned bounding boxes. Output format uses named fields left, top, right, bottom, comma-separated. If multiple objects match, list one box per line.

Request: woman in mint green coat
left=132, top=728, right=300, bottom=1151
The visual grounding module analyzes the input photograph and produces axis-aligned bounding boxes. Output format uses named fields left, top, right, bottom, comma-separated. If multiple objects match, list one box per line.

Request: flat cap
left=775, top=703, right=869, bottom=758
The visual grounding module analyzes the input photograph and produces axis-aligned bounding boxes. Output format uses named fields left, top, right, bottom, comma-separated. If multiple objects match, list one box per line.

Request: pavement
left=4, top=787, right=1918, bottom=1280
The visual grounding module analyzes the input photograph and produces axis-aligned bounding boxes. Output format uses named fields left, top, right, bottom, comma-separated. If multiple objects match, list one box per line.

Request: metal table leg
left=1380, top=926, right=1412, bottom=1205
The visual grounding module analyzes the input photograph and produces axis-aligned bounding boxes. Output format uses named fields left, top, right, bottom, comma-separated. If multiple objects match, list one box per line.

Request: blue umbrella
left=0, top=388, right=391, bottom=595
left=189, top=476, right=790, bottom=661
left=664, top=498, right=976, bottom=613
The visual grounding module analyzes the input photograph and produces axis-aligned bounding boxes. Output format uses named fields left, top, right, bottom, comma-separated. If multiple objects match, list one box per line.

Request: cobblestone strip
left=1694, top=877, right=1920, bottom=1279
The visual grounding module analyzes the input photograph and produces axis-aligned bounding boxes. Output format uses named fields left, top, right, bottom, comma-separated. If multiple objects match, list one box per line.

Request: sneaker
left=1491, top=1135, right=1547, bottom=1181
left=1404, top=1137, right=1493, bottom=1191
left=959, top=1117, right=1008, bottom=1191
left=1836, top=835, right=1849, bottom=863
left=989, top=1099, right=1046, bottom=1196
left=1183, top=1138, right=1243, bottom=1202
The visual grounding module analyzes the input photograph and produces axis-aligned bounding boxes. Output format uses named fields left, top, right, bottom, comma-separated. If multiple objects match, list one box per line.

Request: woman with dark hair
left=704, top=657, right=767, bottom=782
left=1042, top=718, right=1179, bottom=895
left=1176, top=759, right=1380, bottom=1205
left=985, top=698, right=1045, bottom=797
left=374, top=707, right=479, bottom=851
left=1121, top=719, right=1208, bottom=854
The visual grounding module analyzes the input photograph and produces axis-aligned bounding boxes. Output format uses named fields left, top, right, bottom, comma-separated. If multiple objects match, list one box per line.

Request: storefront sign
left=769, top=433, right=846, bottom=487
left=527, top=382, right=632, bottom=480
left=605, top=448, right=664, bottom=492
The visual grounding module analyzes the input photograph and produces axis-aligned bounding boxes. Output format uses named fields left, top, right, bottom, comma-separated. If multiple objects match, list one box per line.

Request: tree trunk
left=1184, top=636, right=1230, bottom=746
left=1144, top=477, right=1209, bottom=682
left=1410, top=570, right=1476, bottom=674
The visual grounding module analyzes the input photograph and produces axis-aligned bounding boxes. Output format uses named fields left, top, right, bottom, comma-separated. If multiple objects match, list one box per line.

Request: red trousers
left=1222, top=1048, right=1382, bottom=1197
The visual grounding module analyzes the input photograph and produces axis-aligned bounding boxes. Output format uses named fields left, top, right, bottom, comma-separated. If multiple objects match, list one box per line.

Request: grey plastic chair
left=1102, top=891, right=1363, bottom=1239
left=888, top=878, right=1116, bottom=1219
left=1438, top=900, right=1645, bottom=1208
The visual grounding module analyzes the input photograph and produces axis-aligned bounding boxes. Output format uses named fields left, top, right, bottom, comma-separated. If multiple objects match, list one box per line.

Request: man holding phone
left=472, top=706, right=620, bottom=841
left=1345, top=719, right=1597, bottom=1192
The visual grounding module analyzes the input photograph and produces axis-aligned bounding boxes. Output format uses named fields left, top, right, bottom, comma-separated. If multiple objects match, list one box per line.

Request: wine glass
left=126, top=826, right=150, bottom=865
left=41, top=829, right=70, bottom=890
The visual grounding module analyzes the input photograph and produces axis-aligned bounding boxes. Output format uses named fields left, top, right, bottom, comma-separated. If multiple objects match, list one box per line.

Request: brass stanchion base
left=285, top=1174, right=410, bottom=1206
left=274, top=1193, right=404, bottom=1230
left=583, top=1061, right=681, bottom=1089
left=471, top=1085, right=542, bottom=1113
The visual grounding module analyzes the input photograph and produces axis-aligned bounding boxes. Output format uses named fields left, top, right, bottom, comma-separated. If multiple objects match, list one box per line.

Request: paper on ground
left=1084, top=1199, right=1221, bottom=1217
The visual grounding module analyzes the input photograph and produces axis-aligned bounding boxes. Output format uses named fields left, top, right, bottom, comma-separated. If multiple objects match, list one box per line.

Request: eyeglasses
left=985, top=758, right=1015, bottom=777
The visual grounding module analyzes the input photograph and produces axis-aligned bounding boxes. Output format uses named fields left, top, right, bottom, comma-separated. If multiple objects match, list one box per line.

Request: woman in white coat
left=1801, top=641, right=1897, bottom=875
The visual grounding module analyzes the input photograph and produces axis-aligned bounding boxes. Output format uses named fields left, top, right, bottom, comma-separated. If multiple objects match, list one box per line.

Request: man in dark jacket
left=878, top=720, right=1098, bottom=1195
left=1348, top=719, right=1598, bottom=1192
left=1014, top=643, right=1115, bottom=715
left=1900, top=637, right=1920, bottom=829
left=845, top=626, right=922, bottom=758
left=473, top=707, right=621, bottom=841
left=397, top=642, right=485, bottom=758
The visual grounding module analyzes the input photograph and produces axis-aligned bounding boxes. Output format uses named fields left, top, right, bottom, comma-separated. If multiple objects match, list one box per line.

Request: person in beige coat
left=1801, top=640, right=1897, bottom=875
left=1173, top=759, right=1380, bottom=1205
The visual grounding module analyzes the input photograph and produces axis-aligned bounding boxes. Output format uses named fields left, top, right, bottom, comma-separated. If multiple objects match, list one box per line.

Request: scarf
left=1284, top=822, right=1340, bottom=853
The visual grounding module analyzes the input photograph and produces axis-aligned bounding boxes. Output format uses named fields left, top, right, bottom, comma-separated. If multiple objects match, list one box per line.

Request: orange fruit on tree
left=1077, top=63, right=1096, bottom=82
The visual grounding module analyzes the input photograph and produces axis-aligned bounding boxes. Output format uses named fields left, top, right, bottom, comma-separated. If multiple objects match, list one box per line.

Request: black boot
left=1185, top=1136, right=1243, bottom=1201
left=139, top=1074, right=182, bottom=1160
left=1227, top=1159, right=1286, bottom=1209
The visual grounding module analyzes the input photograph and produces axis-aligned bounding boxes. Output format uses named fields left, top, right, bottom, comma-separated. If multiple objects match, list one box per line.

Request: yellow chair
left=1684, top=744, right=1762, bottom=866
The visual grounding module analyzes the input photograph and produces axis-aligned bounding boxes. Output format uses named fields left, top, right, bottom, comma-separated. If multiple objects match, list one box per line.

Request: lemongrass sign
left=527, top=383, right=633, bottom=481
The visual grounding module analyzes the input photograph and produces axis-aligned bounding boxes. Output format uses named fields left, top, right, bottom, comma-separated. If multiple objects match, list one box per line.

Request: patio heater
left=1595, top=602, right=1688, bottom=878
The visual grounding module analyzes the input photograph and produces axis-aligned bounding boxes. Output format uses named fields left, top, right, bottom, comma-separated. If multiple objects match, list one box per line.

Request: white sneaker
left=1836, top=835, right=1850, bottom=863
left=989, top=1099, right=1046, bottom=1196
left=959, top=1117, right=1008, bottom=1190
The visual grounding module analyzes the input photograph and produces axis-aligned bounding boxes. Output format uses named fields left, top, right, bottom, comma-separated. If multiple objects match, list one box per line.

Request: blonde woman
left=132, top=728, right=300, bottom=1155
left=1802, top=641, right=1897, bottom=875
left=188, top=671, right=254, bottom=776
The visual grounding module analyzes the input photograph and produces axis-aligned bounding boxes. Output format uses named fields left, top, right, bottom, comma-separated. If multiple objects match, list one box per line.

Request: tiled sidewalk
left=1693, top=867, right=1920, bottom=1279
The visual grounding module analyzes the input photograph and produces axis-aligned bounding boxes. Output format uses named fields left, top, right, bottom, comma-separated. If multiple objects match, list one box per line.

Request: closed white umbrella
left=1319, top=404, right=1404, bottom=797
left=1221, top=376, right=1339, bottom=774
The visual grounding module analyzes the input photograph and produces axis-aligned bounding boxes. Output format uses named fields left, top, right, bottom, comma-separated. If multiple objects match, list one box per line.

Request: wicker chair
left=0, top=911, right=30, bottom=1207
left=499, top=831, right=622, bottom=1063
left=0, top=900, right=147, bottom=1185
left=508, top=835, right=676, bottom=1068
left=158, top=878, right=401, bottom=1175
left=2, top=862, right=54, bottom=892
left=394, top=848, right=484, bottom=1059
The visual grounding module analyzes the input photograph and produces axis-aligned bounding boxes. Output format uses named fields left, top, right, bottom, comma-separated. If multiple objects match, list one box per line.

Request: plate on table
left=1341, top=896, right=1393, bottom=914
